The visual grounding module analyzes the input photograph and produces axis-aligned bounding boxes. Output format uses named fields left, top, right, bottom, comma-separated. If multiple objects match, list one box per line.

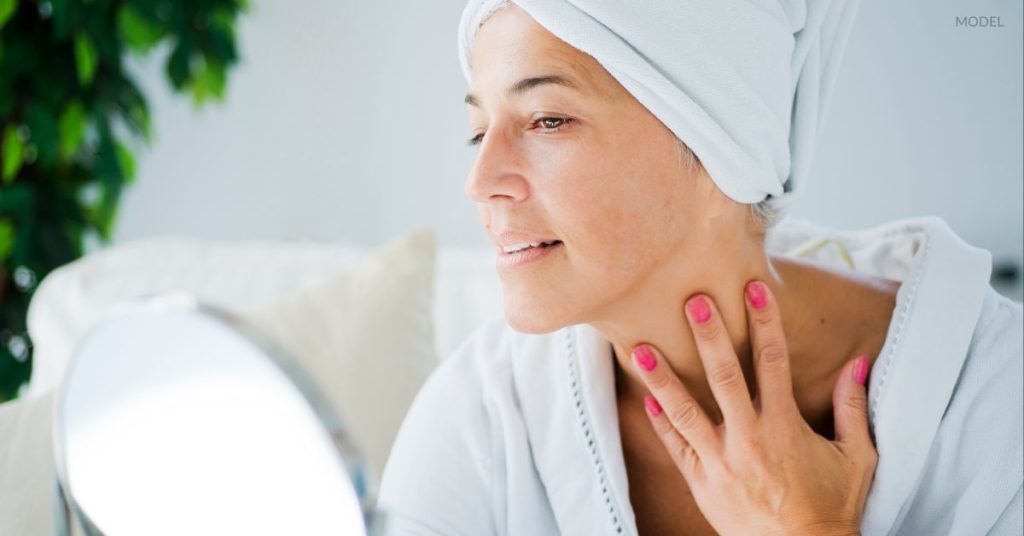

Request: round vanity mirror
left=52, top=293, right=382, bottom=535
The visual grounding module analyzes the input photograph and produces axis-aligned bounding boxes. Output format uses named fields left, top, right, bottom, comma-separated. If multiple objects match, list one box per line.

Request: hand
left=630, top=280, right=877, bottom=536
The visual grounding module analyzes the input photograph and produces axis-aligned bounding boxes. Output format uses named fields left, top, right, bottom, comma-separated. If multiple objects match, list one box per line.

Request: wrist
left=783, top=520, right=860, bottom=536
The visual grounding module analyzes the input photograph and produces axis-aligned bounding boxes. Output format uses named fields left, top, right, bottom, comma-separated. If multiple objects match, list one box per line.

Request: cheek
left=553, top=157, right=684, bottom=277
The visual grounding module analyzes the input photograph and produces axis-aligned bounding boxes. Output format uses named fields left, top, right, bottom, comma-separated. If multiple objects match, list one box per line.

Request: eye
left=536, top=117, right=572, bottom=130
left=466, top=117, right=576, bottom=146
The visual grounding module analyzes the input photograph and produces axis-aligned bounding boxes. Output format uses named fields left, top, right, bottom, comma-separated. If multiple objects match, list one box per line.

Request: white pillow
left=25, top=236, right=369, bottom=398
left=0, top=390, right=55, bottom=536
left=240, top=228, right=438, bottom=475
left=0, top=228, right=438, bottom=535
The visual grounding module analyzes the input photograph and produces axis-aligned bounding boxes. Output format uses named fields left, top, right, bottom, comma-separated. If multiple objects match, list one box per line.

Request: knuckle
left=757, top=343, right=788, bottom=368
left=671, top=442, right=693, bottom=465
left=709, top=363, right=744, bottom=389
left=737, top=432, right=763, bottom=456
left=647, top=370, right=673, bottom=391
left=857, top=454, right=879, bottom=482
left=751, top=309, right=776, bottom=328
left=867, top=450, right=879, bottom=468
left=843, top=395, right=869, bottom=416
left=696, top=320, right=725, bottom=342
left=668, top=399, right=702, bottom=430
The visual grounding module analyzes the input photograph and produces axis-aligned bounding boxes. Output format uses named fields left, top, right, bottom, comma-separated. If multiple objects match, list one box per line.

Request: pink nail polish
left=853, top=355, right=869, bottom=386
left=746, top=282, right=767, bottom=309
left=643, top=395, right=663, bottom=417
left=687, top=296, right=712, bottom=323
left=632, top=345, right=656, bottom=371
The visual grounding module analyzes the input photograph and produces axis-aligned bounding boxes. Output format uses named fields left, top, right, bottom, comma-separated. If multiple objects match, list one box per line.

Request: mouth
left=497, top=240, right=564, bottom=270
left=500, top=240, right=563, bottom=255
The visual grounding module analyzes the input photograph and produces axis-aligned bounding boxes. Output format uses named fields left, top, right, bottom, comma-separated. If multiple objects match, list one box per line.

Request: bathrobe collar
left=510, top=216, right=992, bottom=536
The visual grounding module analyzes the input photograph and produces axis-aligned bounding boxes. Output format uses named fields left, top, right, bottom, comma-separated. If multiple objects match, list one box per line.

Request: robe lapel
left=860, top=219, right=991, bottom=535
left=511, top=324, right=638, bottom=535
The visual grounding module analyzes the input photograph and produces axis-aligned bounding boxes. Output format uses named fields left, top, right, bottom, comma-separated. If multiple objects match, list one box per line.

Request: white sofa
left=25, top=231, right=505, bottom=397
left=0, top=229, right=505, bottom=535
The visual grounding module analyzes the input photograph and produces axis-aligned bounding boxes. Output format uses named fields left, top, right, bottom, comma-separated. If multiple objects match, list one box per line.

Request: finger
left=832, top=355, right=877, bottom=467
left=684, top=294, right=757, bottom=430
left=643, top=394, right=704, bottom=482
left=631, top=343, right=720, bottom=456
left=743, top=281, right=798, bottom=417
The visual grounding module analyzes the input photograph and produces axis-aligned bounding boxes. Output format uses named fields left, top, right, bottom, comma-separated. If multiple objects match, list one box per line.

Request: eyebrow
left=464, top=75, right=578, bottom=107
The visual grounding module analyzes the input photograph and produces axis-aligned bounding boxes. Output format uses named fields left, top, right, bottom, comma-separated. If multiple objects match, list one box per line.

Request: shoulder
left=381, top=315, right=517, bottom=468
left=870, top=289, right=1022, bottom=533
left=376, top=318, right=521, bottom=535
left=969, top=287, right=1023, bottom=357
left=957, top=288, right=1024, bottom=410
left=947, top=287, right=1022, bottom=444
left=928, top=288, right=1022, bottom=527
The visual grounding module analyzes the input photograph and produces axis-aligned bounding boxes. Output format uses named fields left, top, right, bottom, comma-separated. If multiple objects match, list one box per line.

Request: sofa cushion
left=1, top=229, right=437, bottom=535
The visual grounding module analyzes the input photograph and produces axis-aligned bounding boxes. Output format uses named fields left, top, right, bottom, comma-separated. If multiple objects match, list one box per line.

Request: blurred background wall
left=108, top=0, right=1023, bottom=298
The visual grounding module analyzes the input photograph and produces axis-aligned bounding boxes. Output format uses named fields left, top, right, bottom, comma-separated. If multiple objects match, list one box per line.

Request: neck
left=589, top=245, right=854, bottom=429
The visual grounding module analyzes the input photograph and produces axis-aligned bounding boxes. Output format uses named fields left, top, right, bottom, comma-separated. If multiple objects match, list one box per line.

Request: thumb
left=832, top=355, right=873, bottom=450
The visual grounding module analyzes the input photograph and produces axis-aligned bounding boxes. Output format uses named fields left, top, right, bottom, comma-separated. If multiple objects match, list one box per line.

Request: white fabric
left=24, top=236, right=365, bottom=398
left=0, top=229, right=440, bottom=536
left=239, top=230, right=438, bottom=477
left=457, top=0, right=863, bottom=216
left=24, top=237, right=504, bottom=399
left=0, top=391, right=55, bottom=536
left=378, top=216, right=1024, bottom=536
left=434, top=248, right=505, bottom=362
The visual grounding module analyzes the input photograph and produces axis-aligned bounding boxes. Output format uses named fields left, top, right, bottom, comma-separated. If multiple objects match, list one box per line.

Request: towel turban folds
left=457, top=0, right=862, bottom=219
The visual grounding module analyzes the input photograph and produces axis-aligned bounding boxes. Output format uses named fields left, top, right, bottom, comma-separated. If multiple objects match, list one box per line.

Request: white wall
left=110, top=0, right=1023, bottom=293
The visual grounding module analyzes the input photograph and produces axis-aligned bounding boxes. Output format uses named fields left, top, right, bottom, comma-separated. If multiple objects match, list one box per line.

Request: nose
left=464, top=126, right=530, bottom=204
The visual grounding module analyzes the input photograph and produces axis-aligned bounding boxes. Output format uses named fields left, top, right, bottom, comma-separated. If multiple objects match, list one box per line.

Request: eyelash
left=467, top=117, right=575, bottom=146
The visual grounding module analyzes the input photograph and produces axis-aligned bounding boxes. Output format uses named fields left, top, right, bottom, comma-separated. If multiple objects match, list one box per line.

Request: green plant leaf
left=25, top=102, right=57, bottom=166
left=0, top=218, right=14, bottom=261
left=117, top=6, right=163, bottom=54
left=190, top=57, right=227, bottom=106
left=166, top=41, right=192, bottom=91
left=74, top=32, right=98, bottom=87
left=58, top=101, right=86, bottom=159
left=114, top=142, right=135, bottom=183
left=2, top=125, right=23, bottom=183
left=0, top=0, right=16, bottom=31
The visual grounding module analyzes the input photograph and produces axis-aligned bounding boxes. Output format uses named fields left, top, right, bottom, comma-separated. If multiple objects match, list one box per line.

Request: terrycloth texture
left=458, top=0, right=863, bottom=217
left=0, top=229, right=438, bottom=536
left=379, top=216, right=1023, bottom=535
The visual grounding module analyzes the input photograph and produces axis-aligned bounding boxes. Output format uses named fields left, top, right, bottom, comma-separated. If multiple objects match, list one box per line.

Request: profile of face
left=465, top=3, right=749, bottom=334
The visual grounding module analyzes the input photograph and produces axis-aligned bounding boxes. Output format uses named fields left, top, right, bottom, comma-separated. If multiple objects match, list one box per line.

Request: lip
left=492, top=229, right=560, bottom=250
left=497, top=241, right=563, bottom=270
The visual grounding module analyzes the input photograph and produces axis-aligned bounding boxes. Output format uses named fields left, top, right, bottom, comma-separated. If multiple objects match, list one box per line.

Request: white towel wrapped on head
left=458, top=0, right=862, bottom=219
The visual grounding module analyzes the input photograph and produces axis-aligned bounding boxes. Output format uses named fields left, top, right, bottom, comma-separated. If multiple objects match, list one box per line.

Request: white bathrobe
left=378, top=216, right=1023, bottom=536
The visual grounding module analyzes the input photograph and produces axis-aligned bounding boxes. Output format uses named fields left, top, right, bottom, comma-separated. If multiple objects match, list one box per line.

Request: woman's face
left=465, top=3, right=738, bottom=333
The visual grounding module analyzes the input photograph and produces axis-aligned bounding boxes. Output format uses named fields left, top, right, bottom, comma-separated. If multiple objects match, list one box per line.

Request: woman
left=378, top=1, right=1023, bottom=535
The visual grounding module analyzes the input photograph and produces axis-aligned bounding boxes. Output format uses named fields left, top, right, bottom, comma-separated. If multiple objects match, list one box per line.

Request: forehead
left=467, top=4, right=610, bottom=99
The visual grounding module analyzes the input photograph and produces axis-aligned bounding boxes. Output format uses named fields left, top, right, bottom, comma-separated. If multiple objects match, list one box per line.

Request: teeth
left=503, top=242, right=533, bottom=253
left=502, top=240, right=560, bottom=254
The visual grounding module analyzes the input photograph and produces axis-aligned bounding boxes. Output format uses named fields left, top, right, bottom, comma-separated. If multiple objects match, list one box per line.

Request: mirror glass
left=53, top=293, right=380, bottom=535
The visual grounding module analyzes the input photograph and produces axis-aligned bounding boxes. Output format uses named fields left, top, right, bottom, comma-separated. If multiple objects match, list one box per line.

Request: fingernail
left=852, top=355, right=869, bottom=386
left=643, top=395, right=663, bottom=417
left=746, top=281, right=767, bottom=309
left=686, top=296, right=712, bottom=324
left=632, top=344, right=656, bottom=371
